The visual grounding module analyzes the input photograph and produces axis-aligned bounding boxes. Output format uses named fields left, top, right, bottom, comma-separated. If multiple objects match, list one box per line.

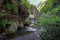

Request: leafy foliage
left=0, top=20, right=13, bottom=33
left=21, top=0, right=31, bottom=9
left=36, top=0, right=60, bottom=40
left=4, top=0, right=18, bottom=13
left=43, top=0, right=55, bottom=12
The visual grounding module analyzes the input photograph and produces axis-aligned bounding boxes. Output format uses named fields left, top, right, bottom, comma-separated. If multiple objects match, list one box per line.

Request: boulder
left=8, top=23, right=18, bottom=33
left=29, top=15, right=35, bottom=18
left=30, top=23, right=34, bottom=27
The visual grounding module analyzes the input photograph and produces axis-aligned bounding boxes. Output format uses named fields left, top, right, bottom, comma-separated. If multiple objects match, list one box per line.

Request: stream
left=10, top=27, right=41, bottom=40
left=0, top=26, right=42, bottom=40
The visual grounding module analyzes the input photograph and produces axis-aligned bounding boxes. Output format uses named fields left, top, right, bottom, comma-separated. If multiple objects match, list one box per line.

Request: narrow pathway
left=11, top=30, right=40, bottom=40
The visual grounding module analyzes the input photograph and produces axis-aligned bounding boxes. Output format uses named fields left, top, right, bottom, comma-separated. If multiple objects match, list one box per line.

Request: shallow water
left=0, top=26, right=43, bottom=40
left=0, top=27, right=38, bottom=40
left=10, top=30, right=40, bottom=40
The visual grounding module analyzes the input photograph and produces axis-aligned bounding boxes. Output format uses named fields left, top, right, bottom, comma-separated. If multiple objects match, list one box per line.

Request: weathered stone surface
left=10, top=0, right=18, bottom=5
left=0, top=0, right=4, bottom=8
left=30, top=23, right=34, bottom=27
left=9, top=23, right=18, bottom=33
left=29, top=15, right=35, bottom=18
left=0, top=0, right=4, bottom=4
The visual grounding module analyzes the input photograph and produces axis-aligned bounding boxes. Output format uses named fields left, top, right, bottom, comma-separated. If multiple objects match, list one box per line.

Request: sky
left=28, top=0, right=43, bottom=7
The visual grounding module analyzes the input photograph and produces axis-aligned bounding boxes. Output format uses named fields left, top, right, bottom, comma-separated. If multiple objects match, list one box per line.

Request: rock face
left=9, top=23, right=18, bottom=33
left=0, top=0, right=29, bottom=27
left=0, top=0, right=4, bottom=8
left=0, top=0, right=4, bottom=4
